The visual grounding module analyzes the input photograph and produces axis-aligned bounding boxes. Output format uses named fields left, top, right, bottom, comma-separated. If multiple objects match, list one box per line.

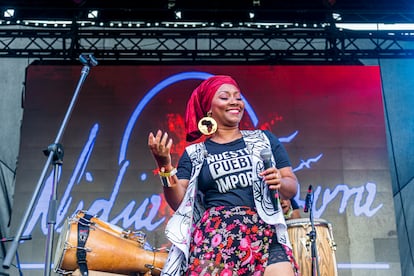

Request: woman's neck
left=210, top=128, right=242, bottom=143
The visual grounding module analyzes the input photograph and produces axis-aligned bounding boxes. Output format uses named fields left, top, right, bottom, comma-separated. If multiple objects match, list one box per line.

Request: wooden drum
left=286, top=218, right=337, bottom=276
left=54, top=210, right=168, bottom=276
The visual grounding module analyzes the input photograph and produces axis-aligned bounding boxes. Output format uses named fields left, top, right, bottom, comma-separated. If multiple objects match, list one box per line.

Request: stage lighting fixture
left=3, top=8, right=15, bottom=18
left=175, top=10, right=182, bottom=20
left=332, top=13, right=342, bottom=21
left=249, top=12, right=255, bottom=19
left=87, top=10, right=99, bottom=19
left=168, top=0, right=176, bottom=9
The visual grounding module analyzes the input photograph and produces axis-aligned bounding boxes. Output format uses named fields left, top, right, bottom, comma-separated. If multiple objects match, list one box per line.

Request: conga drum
left=54, top=210, right=168, bottom=275
left=286, top=218, right=337, bottom=276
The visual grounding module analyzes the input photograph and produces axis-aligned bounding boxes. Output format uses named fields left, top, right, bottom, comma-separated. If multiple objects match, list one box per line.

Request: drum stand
left=304, top=186, right=321, bottom=276
left=2, top=55, right=98, bottom=276
left=1, top=235, right=32, bottom=276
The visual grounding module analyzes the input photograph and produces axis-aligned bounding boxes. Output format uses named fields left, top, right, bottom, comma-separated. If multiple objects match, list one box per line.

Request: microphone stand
left=306, top=189, right=321, bottom=276
left=2, top=55, right=98, bottom=276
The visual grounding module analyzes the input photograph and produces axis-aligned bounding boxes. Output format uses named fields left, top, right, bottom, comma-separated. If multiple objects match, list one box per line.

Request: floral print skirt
left=186, top=206, right=298, bottom=276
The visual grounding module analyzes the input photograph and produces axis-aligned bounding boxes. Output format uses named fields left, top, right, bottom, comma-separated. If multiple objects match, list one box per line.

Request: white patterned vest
left=161, top=130, right=291, bottom=276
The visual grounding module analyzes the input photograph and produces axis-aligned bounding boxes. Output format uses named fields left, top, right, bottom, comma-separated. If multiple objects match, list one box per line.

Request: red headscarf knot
left=185, top=75, right=240, bottom=142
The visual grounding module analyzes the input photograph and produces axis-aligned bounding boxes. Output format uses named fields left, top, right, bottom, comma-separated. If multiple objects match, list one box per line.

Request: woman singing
left=148, top=75, right=300, bottom=276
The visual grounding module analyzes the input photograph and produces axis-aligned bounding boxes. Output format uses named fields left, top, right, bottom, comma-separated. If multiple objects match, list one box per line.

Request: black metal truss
left=1, top=25, right=414, bottom=63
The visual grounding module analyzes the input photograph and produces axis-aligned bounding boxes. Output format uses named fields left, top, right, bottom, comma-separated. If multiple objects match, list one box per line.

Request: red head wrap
left=185, top=75, right=240, bottom=142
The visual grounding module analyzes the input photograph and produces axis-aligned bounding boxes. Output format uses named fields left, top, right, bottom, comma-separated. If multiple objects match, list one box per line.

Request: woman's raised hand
left=148, top=130, right=173, bottom=168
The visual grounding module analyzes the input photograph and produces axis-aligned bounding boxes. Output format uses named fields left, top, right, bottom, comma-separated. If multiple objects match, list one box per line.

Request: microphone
left=260, top=148, right=279, bottom=212
left=304, top=185, right=313, bottom=213
left=79, top=54, right=98, bottom=67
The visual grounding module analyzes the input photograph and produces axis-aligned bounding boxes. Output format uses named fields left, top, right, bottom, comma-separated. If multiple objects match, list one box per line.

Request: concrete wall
left=0, top=58, right=28, bottom=274
left=379, top=59, right=414, bottom=276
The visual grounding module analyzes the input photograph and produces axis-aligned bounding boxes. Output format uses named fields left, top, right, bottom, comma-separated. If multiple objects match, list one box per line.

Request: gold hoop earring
left=198, top=112, right=217, bottom=136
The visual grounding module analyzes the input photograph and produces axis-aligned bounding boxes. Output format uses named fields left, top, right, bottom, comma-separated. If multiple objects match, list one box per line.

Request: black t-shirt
left=177, top=130, right=292, bottom=209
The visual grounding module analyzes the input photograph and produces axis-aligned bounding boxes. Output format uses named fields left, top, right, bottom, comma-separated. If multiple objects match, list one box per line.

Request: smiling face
left=210, top=83, right=245, bottom=129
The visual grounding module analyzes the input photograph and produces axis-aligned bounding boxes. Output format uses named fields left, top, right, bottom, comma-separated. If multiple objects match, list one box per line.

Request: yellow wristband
left=159, top=167, right=177, bottom=177
left=284, top=206, right=293, bottom=219
left=159, top=167, right=177, bottom=188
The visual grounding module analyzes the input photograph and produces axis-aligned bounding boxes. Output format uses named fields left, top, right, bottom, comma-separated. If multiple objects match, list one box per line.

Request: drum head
left=286, top=218, right=330, bottom=228
left=53, top=217, right=71, bottom=272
